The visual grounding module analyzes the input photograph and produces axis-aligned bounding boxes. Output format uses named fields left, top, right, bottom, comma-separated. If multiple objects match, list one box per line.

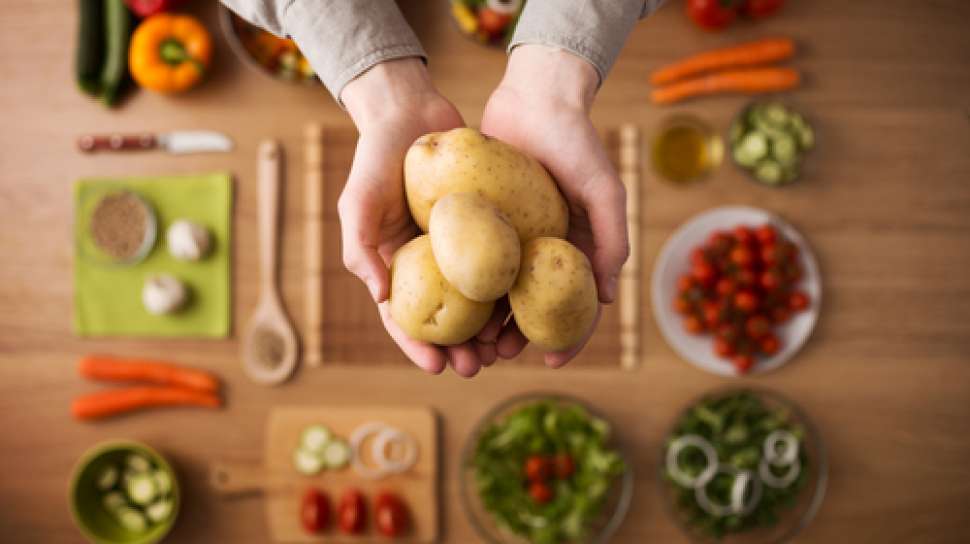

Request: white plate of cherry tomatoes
left=651, top=206, right=821, bottom=376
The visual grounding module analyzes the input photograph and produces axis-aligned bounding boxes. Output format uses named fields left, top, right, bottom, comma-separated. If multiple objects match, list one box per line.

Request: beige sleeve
left=509, top=0, right=665, bottom=83
left=220, top=0, right=426, bottom=102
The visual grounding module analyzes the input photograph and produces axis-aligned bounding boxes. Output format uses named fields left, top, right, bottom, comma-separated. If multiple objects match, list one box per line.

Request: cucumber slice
left=116, top=507, right=148, bottom=533
left=322, top=439, right=351, bottom=469
left=153, top=470, right=173, bottom=496
left=762, top=102, right=790, bottom=128
left=770, top=134, right=798, bottom=166
left=781, top=164, right=801, bottom=184
left=102, top=491, right=127, bottom=512
left=734, top=132, right=768, bottom=167
left=145, top=499, right=174, bottom=523
left=97, top=465, right=119, bottom=490
left=293, top=448, right=324, bottom=475
left=126, top=474, right=158, bottom=506
left=300, top=425, right=332, bottom=454
left=126, top=454, right=152, bottom=474
left=754, top=160, right=784, bottom=185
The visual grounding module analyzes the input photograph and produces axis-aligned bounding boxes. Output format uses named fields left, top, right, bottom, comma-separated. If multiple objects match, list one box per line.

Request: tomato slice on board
left=337, top=488, right=366, bottom=534
left=375, top=492, right=411, bottom=537
left=300, top=488, right=330, bottom=534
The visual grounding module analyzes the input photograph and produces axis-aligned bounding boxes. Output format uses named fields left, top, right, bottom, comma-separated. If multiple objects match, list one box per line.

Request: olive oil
left=652, top=116, right=723, bottom=184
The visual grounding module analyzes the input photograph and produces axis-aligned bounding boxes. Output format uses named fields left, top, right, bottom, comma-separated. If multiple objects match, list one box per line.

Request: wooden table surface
left=2, top=1, right=969, bottom=542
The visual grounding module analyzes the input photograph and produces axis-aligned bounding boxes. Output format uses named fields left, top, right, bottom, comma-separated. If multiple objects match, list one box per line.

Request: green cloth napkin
left=74, top=173, right=232, bottom=338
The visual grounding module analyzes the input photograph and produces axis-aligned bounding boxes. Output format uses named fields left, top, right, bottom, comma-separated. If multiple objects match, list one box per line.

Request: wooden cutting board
left=211, top=406, right=439, bottom=543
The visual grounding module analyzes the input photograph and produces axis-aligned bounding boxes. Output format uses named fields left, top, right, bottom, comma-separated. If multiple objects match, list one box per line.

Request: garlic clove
left=166, top=219, right=211, bottom=261
left=143, top=274, right=189, bottom=315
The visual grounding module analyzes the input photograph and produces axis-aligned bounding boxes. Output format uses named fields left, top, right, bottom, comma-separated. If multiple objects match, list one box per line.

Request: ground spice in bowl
left=89, top=192, right=155, bottom=262
left=252, top=327, right=286, bottom=369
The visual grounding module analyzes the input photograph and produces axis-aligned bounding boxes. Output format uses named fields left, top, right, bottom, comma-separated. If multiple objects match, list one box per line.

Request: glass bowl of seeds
left=77, top=190, right=157, bottom=265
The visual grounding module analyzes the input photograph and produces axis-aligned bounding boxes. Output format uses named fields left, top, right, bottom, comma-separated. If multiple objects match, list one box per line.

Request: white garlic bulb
left=166, top=220, right=211, bottom=261
left=143, top=274, right=188, bottom=315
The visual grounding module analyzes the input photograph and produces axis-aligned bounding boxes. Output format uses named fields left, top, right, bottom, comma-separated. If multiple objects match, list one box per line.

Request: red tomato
left=691, top=261, right=716, bottom=285
left=741, top=0, right=785, bottom=19
left=760, top=334, right=781, bottom=356
left=375, top=492, right=410, bottom=537
left=553, top=454, right=575, bottom=479
left=760, top=244, right=779, bottom=266
left=337, top=489, right=366, bottom=534
left=716, top=322, right=740, bottom=343
left=690, top=248, right=708, bottom=265
left=528, top=481, right=553, bottom=504
left=789, top=291, right=810, bottom=311
left=686, top=0, right=739, bottom=30
left=684, top=314, right=705, bottom=334
left=300, top=488, right=330, bottom=534
left=700, top=301, right=721, bottom=327
left=673, top=296, right=692, bottom=315
left=124, top=0, right=182, bottom=18
left=755, top=224, right=778, bottom=246
left=524, top=455, right=550, bottom=482
left=715, top=277, right=736, bottom=297
left=732, top=354, right=755, bottom=373
left=736, top=268, right=757, bottom=287
left=714, top=337, right=736, bottom=358
left=786, top=262, right=804, bottom=283
left=734, top=291, right=759, bottom=313
left=771, top=306, right=791, bottom=324
left=477, top=7, right=512, bottom=36
left=733, top=225, right=755, bottom=246
left=745, top=315, right=771, bottom=339
left=730, top=246, right=755, bottom=268
left=760, top=270, right=782, bottom=291
left=677, top=274, right=695, bottom=292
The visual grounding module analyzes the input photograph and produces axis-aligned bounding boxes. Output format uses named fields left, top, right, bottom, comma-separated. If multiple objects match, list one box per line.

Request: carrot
left=78, top=355, right=220, bottom=393
left=650, top=68, right=801, bottom=105
left=71, top=386, right=222, bottom=420
left=650, top=38, right=796, bottom=86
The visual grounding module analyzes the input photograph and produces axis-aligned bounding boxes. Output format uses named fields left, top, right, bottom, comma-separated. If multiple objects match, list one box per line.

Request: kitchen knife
left=78, top=130, right=234, bottom=154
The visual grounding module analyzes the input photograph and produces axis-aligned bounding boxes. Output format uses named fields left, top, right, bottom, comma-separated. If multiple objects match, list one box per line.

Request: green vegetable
left=102, top=491, right=127, bottom=512
left=665, top=391, right=809, bottom=539
left=322, top=439, right=351, bottom=469
left=76, top=0, right=105, bottom=96
left=293, top=447, right=324, bottom=475
left=126, top=474, right=158, bottom=506
left=300, top=425, right=332, bottom=454
left=126, top=454, right=152, bottom=474
left=145, top=499, right=174, bottom=523
left=730, top=101, right=814, bottom=186
left=471, top=401, right=625, bottom=544
left=116, top=506, right=148, bottom=533
left=96, top=465, right=119, bottom=490
left=153, top=470, right=173, bottom=495
left=100, top=0, right=131, bottom=106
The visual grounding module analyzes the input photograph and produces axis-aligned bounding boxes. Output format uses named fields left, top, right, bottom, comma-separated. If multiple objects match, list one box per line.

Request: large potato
left=404, top=128, right=568, bottom=241
left=389, top=235, right=494, bottom=345
left=429, top=192, right=520, bottom=302
left=509, top=238, right=598, bottom=352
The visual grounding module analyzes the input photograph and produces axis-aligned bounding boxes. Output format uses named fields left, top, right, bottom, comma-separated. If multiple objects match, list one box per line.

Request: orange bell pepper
left=129, top=13, right=212, bottom=93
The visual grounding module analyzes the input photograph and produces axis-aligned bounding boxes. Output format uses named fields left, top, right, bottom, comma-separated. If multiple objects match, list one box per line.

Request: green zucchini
left=100, top=0, right=131, bottom=106
left=126, top=454, right=152, bottom=474
left=153, top=470, right=173, bottom=496
left=76, top=0, right=105, bottom=96
left=770, top=133, right=798, bottom=166
left=730, top=101, right=814, bottom=186
left=146, top=499, right=174, bottom=523
left=293, top=448, right=324, bottom=475
left=96, top=465, right=119, bottom=490
left=754, top=161, right=783, bottom=185
left=102, top=491, right=127, bottom=512
left=126, top=474, right=158, bottom=506
left=734, top=133, right=768, bottom=167
left=116, top=507, right=148, bottom=533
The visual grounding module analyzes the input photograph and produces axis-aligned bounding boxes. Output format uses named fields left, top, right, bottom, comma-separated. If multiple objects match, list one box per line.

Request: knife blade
left=78, top=131, right=234, bottom=154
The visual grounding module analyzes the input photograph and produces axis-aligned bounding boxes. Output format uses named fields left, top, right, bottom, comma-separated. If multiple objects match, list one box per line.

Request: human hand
left=338, top=58, right=498, bottom=377
left=480, top=45, right=630, bottom=368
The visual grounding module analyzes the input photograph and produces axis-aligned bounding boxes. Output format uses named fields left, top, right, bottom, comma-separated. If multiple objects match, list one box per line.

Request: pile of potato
left=389, top=128, right=598, bottom=352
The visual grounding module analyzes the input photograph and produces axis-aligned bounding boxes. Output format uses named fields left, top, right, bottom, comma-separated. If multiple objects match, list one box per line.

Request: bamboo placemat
left=309, top=126, right=642, bottom=369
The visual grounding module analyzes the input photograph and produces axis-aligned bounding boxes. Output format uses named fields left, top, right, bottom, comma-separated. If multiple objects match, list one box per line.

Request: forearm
left=499, top=45, right=600, bottom=112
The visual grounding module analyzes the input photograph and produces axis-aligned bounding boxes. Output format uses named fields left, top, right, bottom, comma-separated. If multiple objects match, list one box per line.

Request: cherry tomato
left=686, top=0, right=739, bottom=31
left=337, top=489, right=366, bottom=534
left=786, top=262, right=804, bottom=283
left=684, top=314, right=705, bottom=334
left=789, top=291, right=810, bottom=311
left=553, top=454, right=575, bottom=479
left=760, top=270, right=782, bottom=291
left=375, top=492, right=410, bottom=537
left=760, top=333, right=781, bottom=356
left=673, top=296, right=692, bottom=315
left=715, top=277, right=736, bottom=297
left=714, top=337, right=736, bottom=358
left=524, top=454, right=550, bottom=482
left=677, top=274, right=695, bottom=292
left=734, top=291, right=759, bottom=313
left=477, top=7, right=512, bottom=36
left=755, top=224, right=778, bottom=246
left=690, top=248, right=709, bottom=265
left=745, top=315, right=771, bottom=339
left=300, top=488, right=330, bottom=534
left=732, top=354, right=755, bottom=373
left=736, top=268, right=757, bottom=287
left=733, top=225, right=755, bottom=246
left=716, top=322, right=741, bottom=343
left=740, top=0, right=784, bottom=19
left=761, top=244, right=779, bottom=266
left=730, top=246, right=755, bottom=268
left=528, top=481, right=553, bottom=504
left=771, top=306, right=791, bottom=324
left=691, top=260, right=716, bottom=285
left=702, top=300, right=725, bottom=328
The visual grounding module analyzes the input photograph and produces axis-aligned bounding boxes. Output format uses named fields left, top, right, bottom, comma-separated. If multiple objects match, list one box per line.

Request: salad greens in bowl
left=660, top=388, right=827, bottom=543
left=461, top=393, right=633, bottom=544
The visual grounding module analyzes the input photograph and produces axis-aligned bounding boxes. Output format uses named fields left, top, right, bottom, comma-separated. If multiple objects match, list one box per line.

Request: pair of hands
left=338, top=46, right=629, bottom=377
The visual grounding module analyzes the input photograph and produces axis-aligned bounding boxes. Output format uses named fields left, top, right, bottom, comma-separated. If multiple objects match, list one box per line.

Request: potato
left=509, top=238, right=598, bottom=352
left=389, top=235, right=494, bottom=345
left=429, top=192, right=520, bottom=302
left=404, top=128, right=568, bottom=241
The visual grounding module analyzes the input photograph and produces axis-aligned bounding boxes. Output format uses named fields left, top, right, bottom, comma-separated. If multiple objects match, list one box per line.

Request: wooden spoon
left=241, top=140, right=299, bottom=385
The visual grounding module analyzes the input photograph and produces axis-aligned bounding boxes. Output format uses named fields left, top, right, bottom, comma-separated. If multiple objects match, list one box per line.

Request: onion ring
left=666, top=434, right=718, bottom=489
left=759, top=456, right=802, bottom=488
left=763, top=430, right=799, bottom=466
left=729, top=469, right=763, bottom=517
left=372, top=427, right=418, bottom=474
left=349, top=422, right=391, bottom=479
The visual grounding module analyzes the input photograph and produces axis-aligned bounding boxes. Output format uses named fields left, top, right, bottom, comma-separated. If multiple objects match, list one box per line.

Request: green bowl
left=69, top=440, right=180, bottom=544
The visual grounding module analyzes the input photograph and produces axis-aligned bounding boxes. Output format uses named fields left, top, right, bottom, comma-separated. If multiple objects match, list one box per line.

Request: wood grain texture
left=303, top=124, right=324, bottom=367
left=1, top=1, right=970, bottom=543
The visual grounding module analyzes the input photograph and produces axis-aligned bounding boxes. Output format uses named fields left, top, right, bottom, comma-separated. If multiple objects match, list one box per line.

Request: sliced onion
left=694, top=466, right=735, bottom=517
left=730, top=469, right=762, bottom=517
left=372, top=427, right=418, bottom=474
left=666, top=434, right=718, bottom=489
left=763, top=430, right=799, bottom=466
left=350, top=422, right=391, bottom=479
left=759, top=456, right=802, bottom=488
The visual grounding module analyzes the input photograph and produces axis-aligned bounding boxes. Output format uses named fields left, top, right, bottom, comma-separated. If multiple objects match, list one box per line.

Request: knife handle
left=77, top=134, right=157, bottom=153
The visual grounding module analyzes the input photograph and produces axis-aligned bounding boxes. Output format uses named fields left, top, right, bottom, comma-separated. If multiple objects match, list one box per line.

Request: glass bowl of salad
left=218, top=7, right=318, bottom=84
left=659, top=387, right=827, bottom=543
left=460, top=392, right=633, bottom=544
left=449, top=0, right=526, bottom=48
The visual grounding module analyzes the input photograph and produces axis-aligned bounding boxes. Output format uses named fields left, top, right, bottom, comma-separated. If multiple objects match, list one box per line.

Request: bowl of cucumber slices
left=69, top=441, right=179, bottom=544
left=730, top=101, right=815, bottom=187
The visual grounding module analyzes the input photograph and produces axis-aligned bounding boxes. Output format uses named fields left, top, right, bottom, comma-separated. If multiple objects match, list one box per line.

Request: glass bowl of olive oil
left=651, top=115, right=724, bottom=185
